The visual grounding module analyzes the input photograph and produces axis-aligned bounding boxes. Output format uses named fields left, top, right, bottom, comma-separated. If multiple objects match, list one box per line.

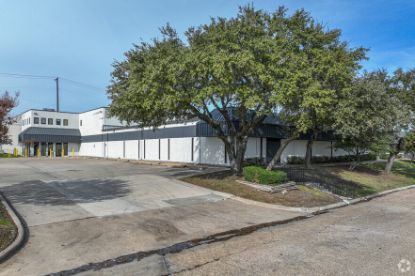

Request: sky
left=1, top=0, right=414, bottom=115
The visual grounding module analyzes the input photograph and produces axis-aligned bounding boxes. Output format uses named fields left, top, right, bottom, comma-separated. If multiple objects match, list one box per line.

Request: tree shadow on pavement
left=0, top=179, right=131, bottom=206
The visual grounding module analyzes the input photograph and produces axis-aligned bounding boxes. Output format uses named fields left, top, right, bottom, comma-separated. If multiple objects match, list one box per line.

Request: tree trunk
left=384, top=152, right=396, bottom=174
left=266, top=136, right=297, bottom=170
left=305, top=140, right=313, bottom=168
left=228, top=137, right=248, bottom=176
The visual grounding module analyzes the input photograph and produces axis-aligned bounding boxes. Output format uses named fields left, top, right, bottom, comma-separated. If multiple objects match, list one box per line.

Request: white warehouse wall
left=170, top=137, right=194, bottom=163
left=198, top=137, right=226, bottom=165
left=106, top=141, right=124, bottom=159
left=79, top=108, right=106, bottom=136
left=79, top=142, right=104, bottom=157
left=143, top=139, right=159, bottom=160
left=125, top=140, right=139, bottom=160
left=280, top=139, right=348, bottom=163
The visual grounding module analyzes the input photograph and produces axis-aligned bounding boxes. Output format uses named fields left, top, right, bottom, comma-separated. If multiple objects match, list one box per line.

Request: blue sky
left=1, top=0, right=414, bottom=115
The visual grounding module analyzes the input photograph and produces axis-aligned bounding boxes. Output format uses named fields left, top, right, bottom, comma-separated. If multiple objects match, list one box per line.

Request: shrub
left=243, top=166, right=288, bottom=185
left=286, top=153, right=376, bottom=164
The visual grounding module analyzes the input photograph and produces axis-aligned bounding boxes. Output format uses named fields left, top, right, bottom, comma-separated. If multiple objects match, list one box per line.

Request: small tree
left=0, top=91, right=18, bottom=144
left=404, top=131, right=415, bottom=162
left=333, top=71, right=410, bottom=174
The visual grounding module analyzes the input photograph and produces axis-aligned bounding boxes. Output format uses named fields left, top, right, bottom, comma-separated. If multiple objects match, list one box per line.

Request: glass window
left=80, top=120, right=82, bottom=126
left=56, top=119, right=61, bottom=125
left=63, top=119, right=68, bottom=126
left=34, top=117, right=39, bottom=124
left=41, top=118, right=46, bottom=124
left=48, top=118, right=53, bottom=125
left=29, top=118, right=30, bottom=124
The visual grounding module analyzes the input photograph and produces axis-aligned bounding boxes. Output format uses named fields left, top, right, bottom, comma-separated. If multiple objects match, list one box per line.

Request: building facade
left=1, top=107, right=348, bottom=165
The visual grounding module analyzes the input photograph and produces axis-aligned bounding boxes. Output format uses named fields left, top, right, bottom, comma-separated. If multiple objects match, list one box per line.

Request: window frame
left=63, top=119, right=68, bottom=126
left=48, top=118, right=53, bottom=125
left=41, top=117, right=46, bottom=125
left=34, top=117, right=39, bottom=124
left=56, top=118, right=61, bottom=126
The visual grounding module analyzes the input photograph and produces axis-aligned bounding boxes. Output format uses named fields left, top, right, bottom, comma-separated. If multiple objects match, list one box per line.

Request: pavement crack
left=161, top=254, right=172, bottom=276
left=46, top=214, right=312, bottom=275
left=165, top=257, right=221, bottom=275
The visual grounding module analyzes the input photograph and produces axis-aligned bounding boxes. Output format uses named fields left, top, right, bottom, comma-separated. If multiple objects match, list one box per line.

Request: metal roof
left=18, top=127, right=81, bottom=143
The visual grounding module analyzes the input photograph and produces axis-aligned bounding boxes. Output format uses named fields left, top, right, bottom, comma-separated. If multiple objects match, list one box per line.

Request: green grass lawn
left=321, top=160, right=415, bottom=197
left=365, top=160, right=415, bottom=179
left=0, top=201, right=17, bottom=251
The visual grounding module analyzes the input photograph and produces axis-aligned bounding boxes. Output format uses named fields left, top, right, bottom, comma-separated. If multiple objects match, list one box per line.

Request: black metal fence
left=279, top=167, right=371, bottom=198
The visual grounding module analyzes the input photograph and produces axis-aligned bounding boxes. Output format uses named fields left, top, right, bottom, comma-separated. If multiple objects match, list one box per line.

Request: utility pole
left=55, top=77, right=59, bottom=112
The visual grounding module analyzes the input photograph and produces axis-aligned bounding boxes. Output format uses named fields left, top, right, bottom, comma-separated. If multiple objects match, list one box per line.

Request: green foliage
left=287, top=154, right=376, bottom=165
left=404, top=131, right=415, bottom=159
left=108, top=5, right=366, bottom=173
left=334, top=71, right=411, bottom=163
left=243, top=166, right=288, bottom=185
left=392, top=68, right=415, bottom=116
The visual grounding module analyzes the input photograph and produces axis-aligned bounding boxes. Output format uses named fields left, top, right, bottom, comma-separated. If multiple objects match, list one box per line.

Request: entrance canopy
left=18, top=127, right=81, bottom=143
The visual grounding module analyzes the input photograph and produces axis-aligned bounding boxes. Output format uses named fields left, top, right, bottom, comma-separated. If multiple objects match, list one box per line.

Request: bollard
left=49, top=148, right=52, bottom=158
left=62, top=148, right=65, bottom=157
left=72, top=148, right=74, bottom=157
left=37, top=148, right=40, bottom=157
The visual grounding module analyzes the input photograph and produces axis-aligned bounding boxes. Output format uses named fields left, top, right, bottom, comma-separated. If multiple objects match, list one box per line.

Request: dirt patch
left=0, top=200, right=17, bottom=251
left=182, top=176, right=339, bottom=207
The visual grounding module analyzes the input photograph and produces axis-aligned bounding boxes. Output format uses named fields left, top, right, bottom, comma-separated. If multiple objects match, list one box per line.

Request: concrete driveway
left=0, top=158, right=302, bottom=275
left=75, top=187, right=415, bottom=276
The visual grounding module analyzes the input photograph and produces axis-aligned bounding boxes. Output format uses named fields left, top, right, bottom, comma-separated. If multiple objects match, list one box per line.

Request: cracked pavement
left=0, top=158, right=302, bottom=275
left=77, top=188, right=415, bottom=275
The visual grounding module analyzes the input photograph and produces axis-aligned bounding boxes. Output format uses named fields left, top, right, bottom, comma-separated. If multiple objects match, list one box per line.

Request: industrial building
left=1, top=107, right=347, bottom=165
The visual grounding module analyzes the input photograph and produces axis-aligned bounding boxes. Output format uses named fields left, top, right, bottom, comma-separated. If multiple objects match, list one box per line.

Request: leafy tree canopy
left=108, top=5, right=366, bottom=173
left=333, top=71, right=411, bottom=173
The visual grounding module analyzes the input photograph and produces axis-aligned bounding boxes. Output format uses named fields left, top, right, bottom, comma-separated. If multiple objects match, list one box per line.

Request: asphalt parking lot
left=0, top=158, right=302, bottom=275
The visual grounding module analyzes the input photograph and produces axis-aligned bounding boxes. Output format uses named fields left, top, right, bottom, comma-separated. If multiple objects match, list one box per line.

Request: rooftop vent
left=42, top=108, right=55, bottom=112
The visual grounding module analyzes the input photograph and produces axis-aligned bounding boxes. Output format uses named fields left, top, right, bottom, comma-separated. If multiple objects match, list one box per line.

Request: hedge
left=287, top=154, right=376, bottom=165
left=243, top=166, right=288, bottom=185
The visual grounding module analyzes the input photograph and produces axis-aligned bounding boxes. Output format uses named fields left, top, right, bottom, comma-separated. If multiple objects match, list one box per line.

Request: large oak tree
left=108, top=6, right=365, bottom=174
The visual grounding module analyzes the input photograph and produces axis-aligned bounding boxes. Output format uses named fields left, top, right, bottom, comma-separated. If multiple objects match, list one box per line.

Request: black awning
left=18, top=127, right=81, bottom=143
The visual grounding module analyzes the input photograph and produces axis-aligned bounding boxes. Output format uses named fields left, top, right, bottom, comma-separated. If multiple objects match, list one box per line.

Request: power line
left=60, top=78, right=104, bottom=91
left=0, top=72, right=105, bottom=92
left=0, top=72, right=55, bottom=79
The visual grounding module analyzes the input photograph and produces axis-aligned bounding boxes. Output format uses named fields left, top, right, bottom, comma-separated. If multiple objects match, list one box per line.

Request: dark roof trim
left=18, top=127, right=81, bottom=143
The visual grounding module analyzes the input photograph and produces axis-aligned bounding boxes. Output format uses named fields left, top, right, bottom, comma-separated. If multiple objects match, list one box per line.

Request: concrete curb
left=0, top=192, right=27, bottom=263
left=230, top=183, right=415, bottom=214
